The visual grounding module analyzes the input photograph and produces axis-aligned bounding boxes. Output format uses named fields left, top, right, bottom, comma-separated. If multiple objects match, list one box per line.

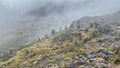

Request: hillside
left=70, top=11, right=120, bottom=29
left=0, top=10, right=120, bottom=60
left=0, top=18, right=120, bottom=68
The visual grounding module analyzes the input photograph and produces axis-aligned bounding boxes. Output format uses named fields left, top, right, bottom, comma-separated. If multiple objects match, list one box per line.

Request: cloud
left=0, top=0, right=120, bottom=35
left=0, top=0, right=120, bottom=53
left=0, top=0, right=119, bottom=15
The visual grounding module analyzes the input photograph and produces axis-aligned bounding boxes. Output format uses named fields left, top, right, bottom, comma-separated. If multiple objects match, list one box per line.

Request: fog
left=0, top=0, right=120, bottom=52
left=0, top=0, right=120, bottom=34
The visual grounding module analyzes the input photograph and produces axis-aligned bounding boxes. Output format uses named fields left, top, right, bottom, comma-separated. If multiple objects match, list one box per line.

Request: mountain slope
left=0, top=11, right=120, bottom=68
left=0, top=22, right=120, bottom=68
left=70, top=11, right=120, bottom=29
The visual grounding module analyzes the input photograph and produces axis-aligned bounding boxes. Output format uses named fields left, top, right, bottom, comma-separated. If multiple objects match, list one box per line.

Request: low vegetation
left=0, top=21, right=120, bottom=68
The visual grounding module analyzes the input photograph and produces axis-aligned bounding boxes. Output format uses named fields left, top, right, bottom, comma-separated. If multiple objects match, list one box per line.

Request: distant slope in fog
left=71, top=11, right=120, bottom=28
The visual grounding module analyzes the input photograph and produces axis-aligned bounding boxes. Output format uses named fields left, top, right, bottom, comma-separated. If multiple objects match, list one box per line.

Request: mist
left=0, top=0, right=120, bottom=34
left=0, top=0, right=120, bottom=52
